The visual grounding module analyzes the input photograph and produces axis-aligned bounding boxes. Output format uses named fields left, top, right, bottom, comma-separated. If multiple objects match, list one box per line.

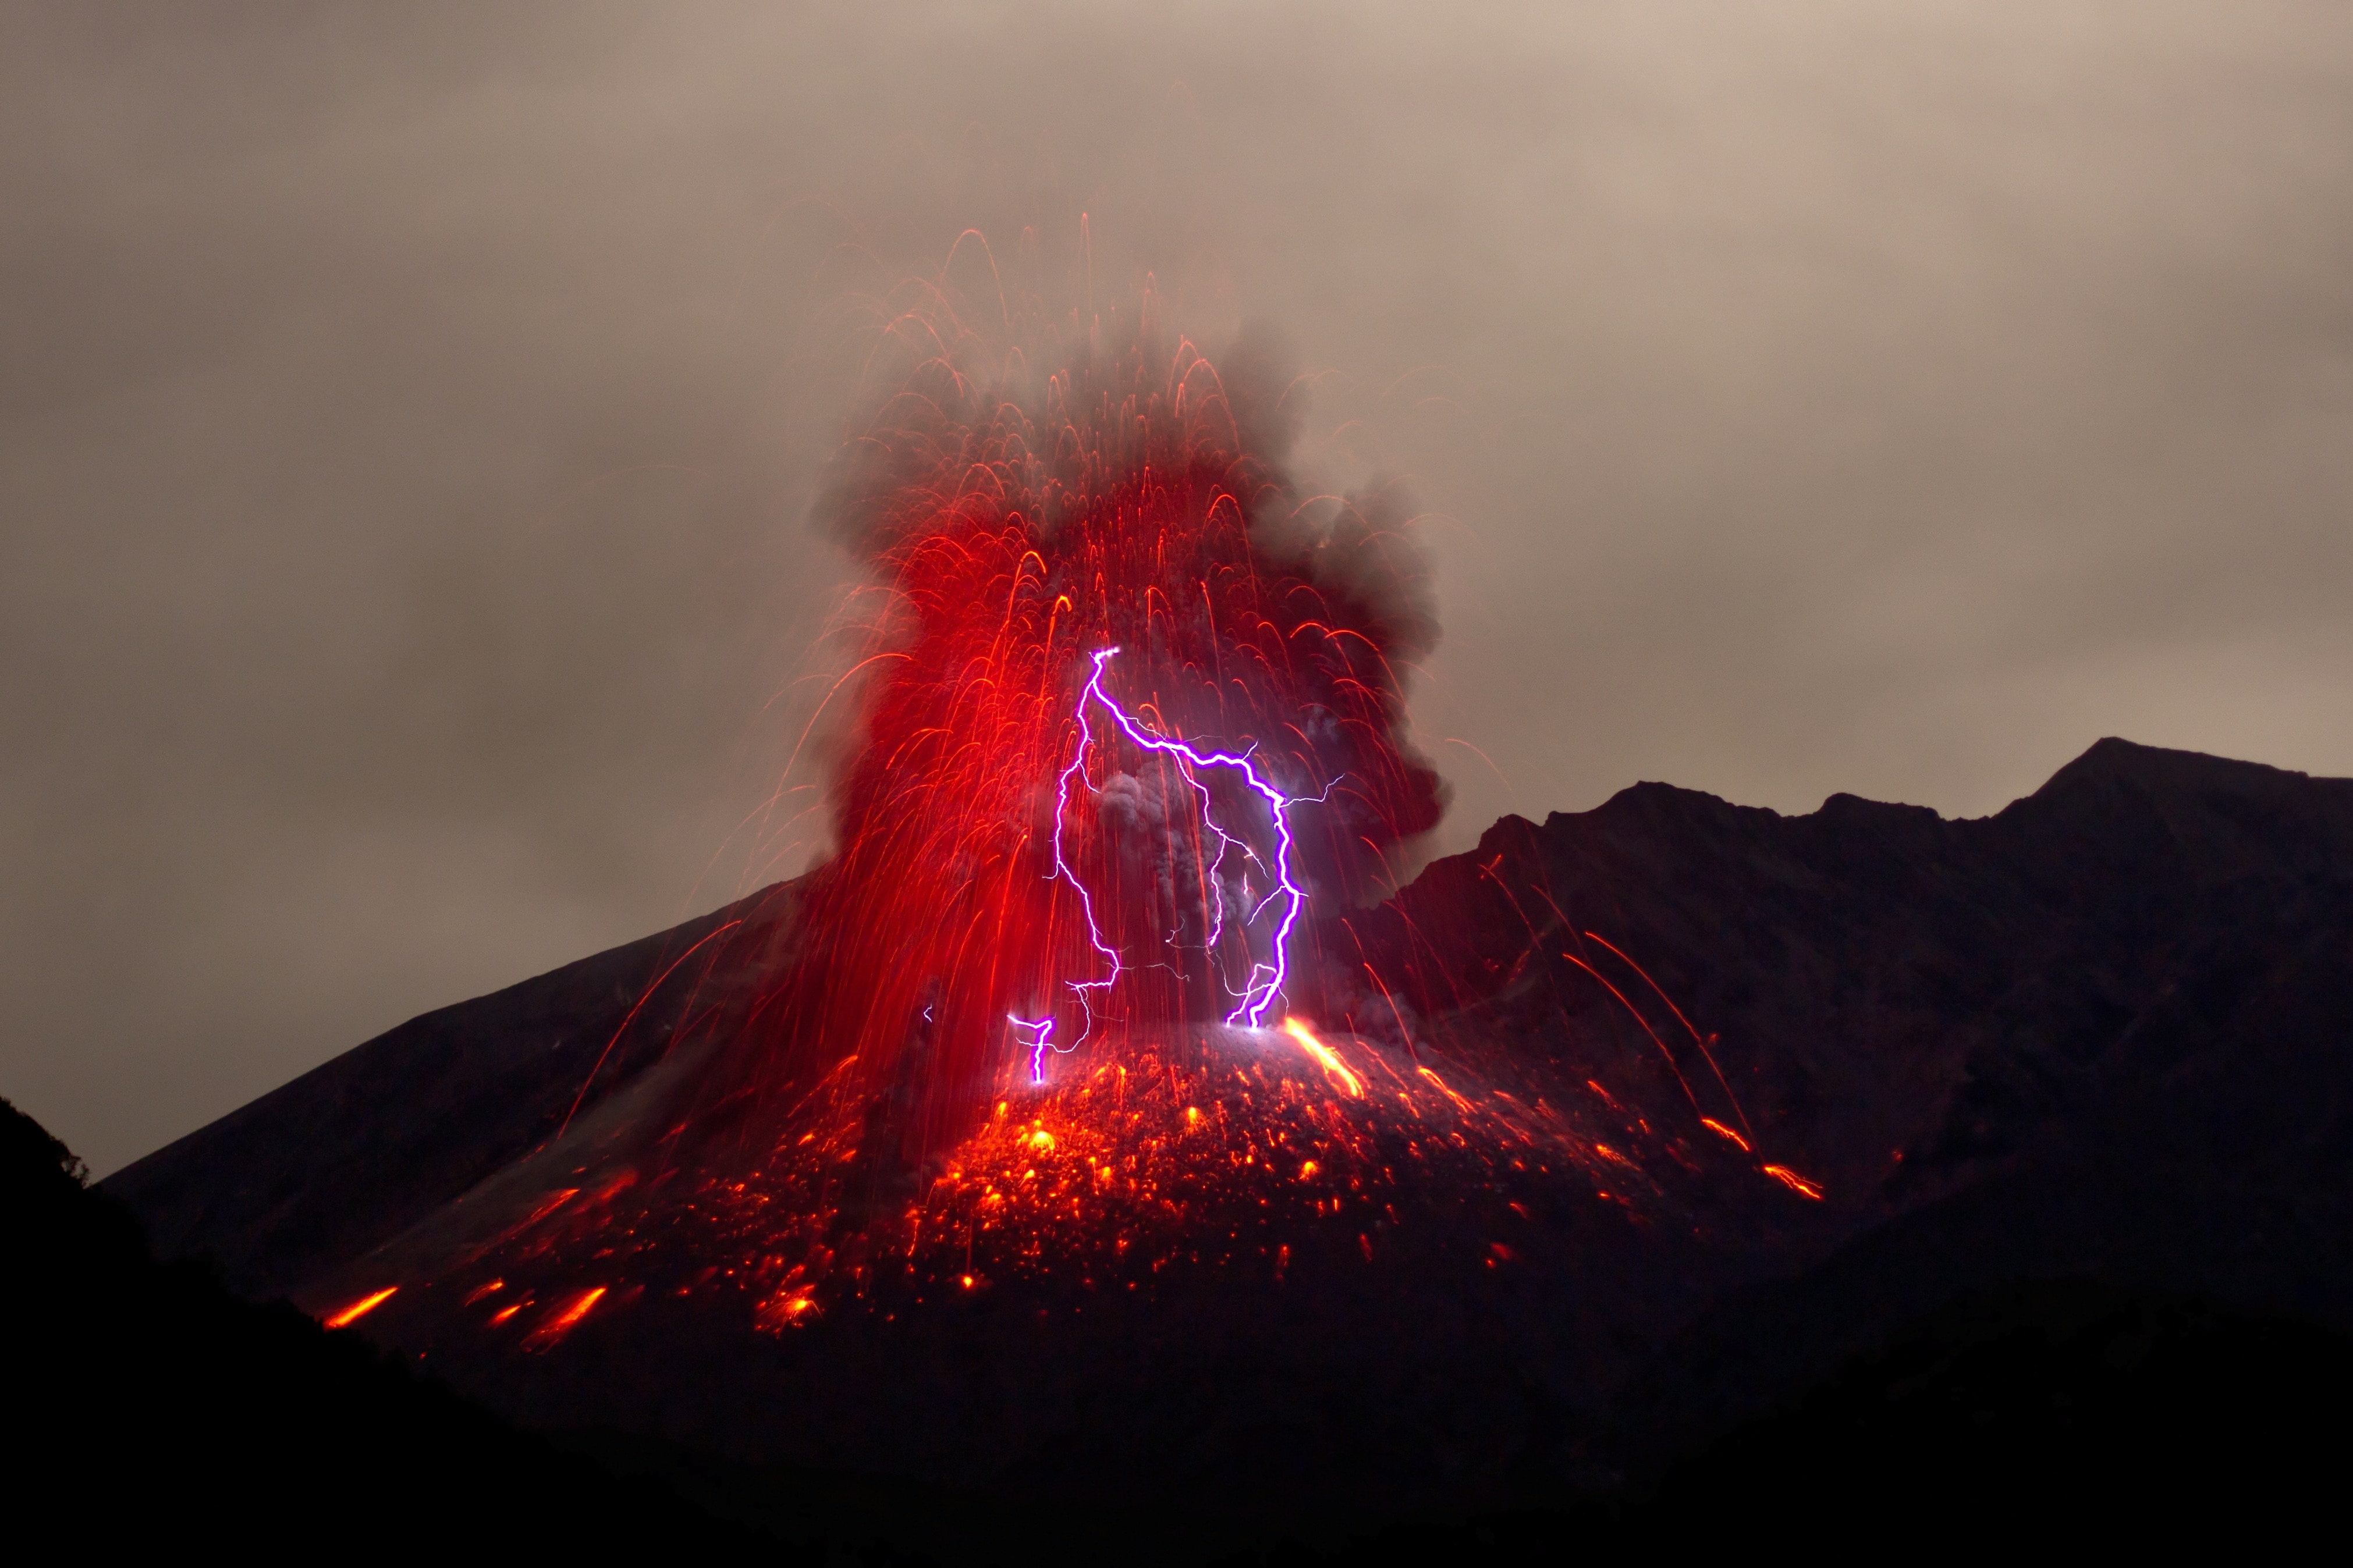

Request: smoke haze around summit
left=4, top=1, right=2349, bottom=1175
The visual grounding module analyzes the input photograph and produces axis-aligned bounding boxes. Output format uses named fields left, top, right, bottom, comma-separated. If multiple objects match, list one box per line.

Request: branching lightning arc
left=1018, top=646, right=1324, bottom=1081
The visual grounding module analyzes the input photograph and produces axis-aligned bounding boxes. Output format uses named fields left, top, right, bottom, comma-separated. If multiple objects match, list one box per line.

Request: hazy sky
left=6, top=2, right=2349, bottom=1174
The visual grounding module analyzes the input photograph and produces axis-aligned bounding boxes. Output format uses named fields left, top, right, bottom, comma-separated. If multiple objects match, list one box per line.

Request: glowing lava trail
left=1037, top=645, right=1326, bottom=1076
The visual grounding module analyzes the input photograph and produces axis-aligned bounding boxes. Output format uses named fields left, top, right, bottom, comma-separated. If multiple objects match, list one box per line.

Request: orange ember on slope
left=398, top=1011, right=1828, bottom=1340
left=354, top=988, right=1832, bottom=1349
left=324, top=1286, right=397, bottom=1328
left=524, top=1286, right=607, bottom=1349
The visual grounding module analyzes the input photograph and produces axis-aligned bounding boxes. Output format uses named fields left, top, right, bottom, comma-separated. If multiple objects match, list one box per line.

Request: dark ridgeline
left=79, top=737, right=2353, bottom=1555
left=1357, top=734, right=2353, bottom=1449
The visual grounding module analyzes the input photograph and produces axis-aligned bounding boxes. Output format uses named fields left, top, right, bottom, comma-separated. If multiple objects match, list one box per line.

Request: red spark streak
left=1579, top=930, right=1750, bottom=1139
left=1700, top=1118, right=1751, bottom=1154
left=1763, top=1165, right=1825, bottom=1200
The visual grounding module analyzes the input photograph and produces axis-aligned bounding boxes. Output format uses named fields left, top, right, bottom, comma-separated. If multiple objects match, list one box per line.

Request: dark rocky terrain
left=5, top=1094, right=779, bottom=1553
left=24, top=1083, right=2345, bottom=1556
left=1362, top=735, right=2353, bottom=1458
left=96, top=737, right=2353, bottom=1552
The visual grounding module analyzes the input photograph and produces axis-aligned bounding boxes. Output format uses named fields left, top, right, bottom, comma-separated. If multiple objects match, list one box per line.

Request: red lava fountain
left=715, top=313, right=1445, bottom=1158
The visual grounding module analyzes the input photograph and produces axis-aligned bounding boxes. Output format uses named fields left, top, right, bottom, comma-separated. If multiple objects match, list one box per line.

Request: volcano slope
left=107, top=738, right=2353, bottom=1535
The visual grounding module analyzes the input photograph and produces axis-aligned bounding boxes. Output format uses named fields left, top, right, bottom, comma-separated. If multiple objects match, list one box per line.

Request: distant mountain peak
left=2035, top=735, right=2333, bottom=800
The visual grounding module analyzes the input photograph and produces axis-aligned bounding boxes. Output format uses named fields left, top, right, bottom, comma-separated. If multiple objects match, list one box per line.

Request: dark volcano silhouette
left=101, top=738, right=2353, bottom=1550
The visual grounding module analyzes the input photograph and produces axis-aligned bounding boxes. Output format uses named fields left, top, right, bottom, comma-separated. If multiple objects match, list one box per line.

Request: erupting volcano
left=272, top=308, right=1791, bottom=1363
left=174, top=297, right=1816, bottom=1448
left=125, top=279, right=2353, bottom=1547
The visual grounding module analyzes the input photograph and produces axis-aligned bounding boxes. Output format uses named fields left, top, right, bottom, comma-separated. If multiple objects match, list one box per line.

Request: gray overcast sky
left=5, top=2, right=2350, bottom=1175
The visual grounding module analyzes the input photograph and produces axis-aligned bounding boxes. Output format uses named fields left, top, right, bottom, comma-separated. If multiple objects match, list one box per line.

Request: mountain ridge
left=101, top=735, right=2353, bottom=1523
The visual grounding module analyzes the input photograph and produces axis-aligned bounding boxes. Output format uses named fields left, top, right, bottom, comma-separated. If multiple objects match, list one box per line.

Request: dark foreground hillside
left=13, top=1090, right=2351, bottom=1556
left=4, top=1096, right=792, bottom=1555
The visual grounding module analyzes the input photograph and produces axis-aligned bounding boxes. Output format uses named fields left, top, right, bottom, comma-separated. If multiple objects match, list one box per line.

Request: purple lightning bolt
left=1023, top=646, right=1321, bottom=1080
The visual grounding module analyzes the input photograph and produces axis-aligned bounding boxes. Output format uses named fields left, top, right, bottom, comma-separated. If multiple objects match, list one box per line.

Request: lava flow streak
left=1038, top=645, right=1325, bottom=1076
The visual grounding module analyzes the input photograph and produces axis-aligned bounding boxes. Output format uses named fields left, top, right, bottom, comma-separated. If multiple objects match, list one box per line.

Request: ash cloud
left=6, top=3, right=2350, bottom=1172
